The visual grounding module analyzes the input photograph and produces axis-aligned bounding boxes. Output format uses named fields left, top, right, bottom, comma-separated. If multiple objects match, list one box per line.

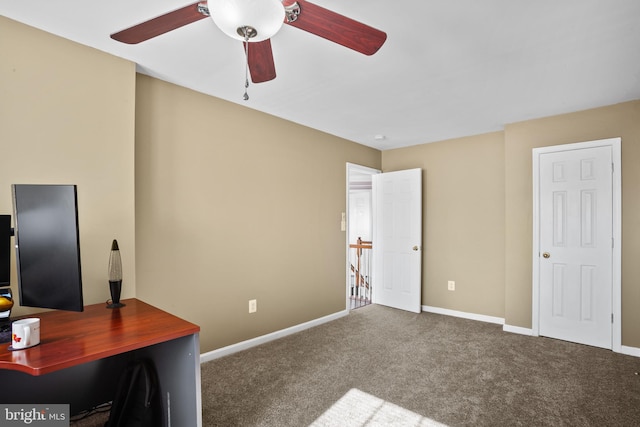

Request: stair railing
left=349, top=237, right=372, bottom=308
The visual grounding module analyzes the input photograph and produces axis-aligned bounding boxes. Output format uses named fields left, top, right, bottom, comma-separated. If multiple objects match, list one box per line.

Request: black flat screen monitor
left=0, top=215, right=10, bottom=287
left=12, top=184, right=83, bottom=312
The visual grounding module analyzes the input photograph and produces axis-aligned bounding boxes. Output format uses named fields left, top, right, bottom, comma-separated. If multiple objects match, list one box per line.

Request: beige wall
left=134, top=76, right=381, bottom=352
left=0, top=17, right=137, bottom=315
left=383, top=100, right=640, bottom=348
left=382, top=132, right=506, bottom=318
left=504, top=100, right=640, bottom=347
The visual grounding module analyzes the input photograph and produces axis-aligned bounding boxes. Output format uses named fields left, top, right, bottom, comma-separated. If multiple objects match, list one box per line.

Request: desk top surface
left=0, top=298, right=200, bottom=376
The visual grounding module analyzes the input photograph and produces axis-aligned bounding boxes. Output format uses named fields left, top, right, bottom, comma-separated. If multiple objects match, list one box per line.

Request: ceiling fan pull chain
left=242, top=28, right=250, bottom=101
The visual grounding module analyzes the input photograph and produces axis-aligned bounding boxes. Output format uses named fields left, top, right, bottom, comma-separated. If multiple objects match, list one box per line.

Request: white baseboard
left=503, top=324, right=534, bottom=336
left=422, top=305, right=504, bottom=325
left=200, top=309, right=349, bottom=364
left=421, top=305, right=536, bottom=336
left=620, top=345, right=640, bottom=358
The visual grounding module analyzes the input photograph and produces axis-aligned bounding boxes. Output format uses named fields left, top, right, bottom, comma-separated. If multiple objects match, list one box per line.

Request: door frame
left=532, top=137, right=621, bottom=351
left=345, top=163, right=380, bottom=312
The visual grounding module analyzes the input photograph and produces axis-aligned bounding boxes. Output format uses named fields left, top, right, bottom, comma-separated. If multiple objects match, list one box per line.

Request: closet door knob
left=542, top=252, right=551, bottom=258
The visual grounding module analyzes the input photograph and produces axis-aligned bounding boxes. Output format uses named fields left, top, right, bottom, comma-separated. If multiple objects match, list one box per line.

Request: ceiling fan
left=110, top=0, right=387, bottom=87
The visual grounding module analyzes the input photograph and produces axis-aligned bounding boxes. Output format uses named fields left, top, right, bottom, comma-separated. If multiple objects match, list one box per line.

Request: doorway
left=346, top=164, right=379, bottom=310
left=346, top=165, right=423, bottom=313
left=532, top=138, right=621, bottom=351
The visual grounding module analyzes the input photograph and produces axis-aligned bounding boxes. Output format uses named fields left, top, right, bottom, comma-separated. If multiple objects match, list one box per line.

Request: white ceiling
left=2, top=0, right=639, bottom=150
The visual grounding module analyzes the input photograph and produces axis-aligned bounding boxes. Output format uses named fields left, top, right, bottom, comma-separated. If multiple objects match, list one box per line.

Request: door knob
left=412, top=246, right=420, bottom=251
left=542, top=252, right=551, bottom=258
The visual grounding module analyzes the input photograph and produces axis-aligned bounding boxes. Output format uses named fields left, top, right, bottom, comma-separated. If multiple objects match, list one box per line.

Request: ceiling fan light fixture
left=209, top=0, right=285, bottom=42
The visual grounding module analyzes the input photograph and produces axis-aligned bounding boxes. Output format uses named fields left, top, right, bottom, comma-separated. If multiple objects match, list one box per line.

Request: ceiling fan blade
left=111, top=2, right=207, bottom=44
left=246, top=40, right=277, bottom=83
left=284, top=0, right=387, bottom=55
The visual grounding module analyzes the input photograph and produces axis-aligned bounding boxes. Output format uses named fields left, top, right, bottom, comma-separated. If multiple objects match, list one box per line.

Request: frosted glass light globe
left=209, top=0, right=286, bottom=42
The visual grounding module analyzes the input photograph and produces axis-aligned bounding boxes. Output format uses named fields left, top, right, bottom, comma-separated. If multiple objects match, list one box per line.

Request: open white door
left=372, top=168, right=422, bottom=313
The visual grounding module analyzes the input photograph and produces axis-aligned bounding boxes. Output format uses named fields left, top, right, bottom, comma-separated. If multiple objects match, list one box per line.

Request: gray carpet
left=201, top=304, right=640, bottom=426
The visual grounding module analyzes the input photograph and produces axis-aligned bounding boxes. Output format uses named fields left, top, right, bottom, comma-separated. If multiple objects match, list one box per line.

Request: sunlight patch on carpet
left=309, top=388, right=448, bottom=427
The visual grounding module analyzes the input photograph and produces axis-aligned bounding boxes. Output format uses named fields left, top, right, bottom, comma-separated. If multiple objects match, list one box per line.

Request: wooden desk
left=0, top=299, right=202, bottom=426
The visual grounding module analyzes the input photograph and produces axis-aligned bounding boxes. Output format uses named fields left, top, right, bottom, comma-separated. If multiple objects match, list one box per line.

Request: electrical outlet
left=448, top=281, right=455, bottom=291
left=249, top=299, right=257, bottom=313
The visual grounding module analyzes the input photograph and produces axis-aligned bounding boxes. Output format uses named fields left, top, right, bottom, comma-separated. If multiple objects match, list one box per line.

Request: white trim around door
left=532, top=137, right=621, bottom=352
left=346, top=163, right=380, bottom=312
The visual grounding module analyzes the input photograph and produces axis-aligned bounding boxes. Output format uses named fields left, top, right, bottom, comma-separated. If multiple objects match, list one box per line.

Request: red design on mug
left=13, top=334, right=22, bottom=343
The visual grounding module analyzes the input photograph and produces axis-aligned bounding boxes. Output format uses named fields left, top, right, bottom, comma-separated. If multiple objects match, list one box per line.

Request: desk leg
left=133, top=333, right=202, bottom=427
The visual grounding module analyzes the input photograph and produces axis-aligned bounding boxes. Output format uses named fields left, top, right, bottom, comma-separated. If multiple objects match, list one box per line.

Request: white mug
left=11, top=318, right=40, bottom=349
